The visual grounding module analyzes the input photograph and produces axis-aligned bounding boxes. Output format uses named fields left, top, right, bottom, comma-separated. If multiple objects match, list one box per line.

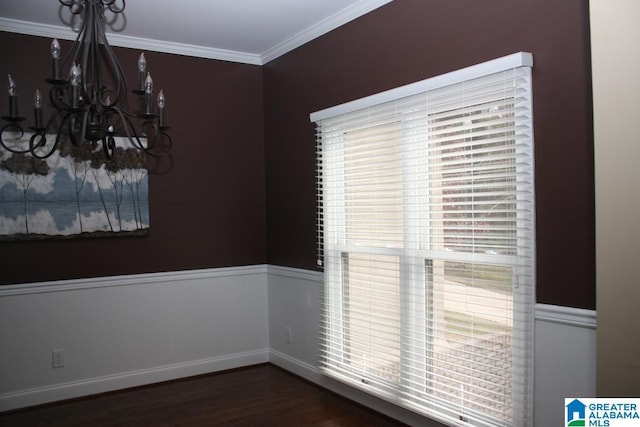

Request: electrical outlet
left=52, top=350, right=65, bottom=368
left=284, top=326, right=293, bottom=344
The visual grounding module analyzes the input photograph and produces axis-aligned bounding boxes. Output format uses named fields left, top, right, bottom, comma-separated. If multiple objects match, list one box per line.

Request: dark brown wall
left=0, top=1, right=595, bottom=309
left=263, top=0, right=595, bottom=309
left=0, top=32, right=267, bottom=284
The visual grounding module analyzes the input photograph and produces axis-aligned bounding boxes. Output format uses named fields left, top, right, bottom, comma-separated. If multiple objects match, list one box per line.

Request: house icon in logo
left=567, top=399, right=587, bottom=423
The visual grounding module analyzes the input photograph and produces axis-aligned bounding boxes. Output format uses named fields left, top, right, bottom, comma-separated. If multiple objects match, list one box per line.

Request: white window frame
left=312, top=52, right=535, bottom=427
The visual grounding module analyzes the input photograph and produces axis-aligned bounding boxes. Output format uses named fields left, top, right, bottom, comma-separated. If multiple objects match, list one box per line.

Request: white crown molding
left=0, top=17, right=262, bottom=65
left=0, top=17, right=73, bottom=41
left=105, top=33, right=263, bottom=66
left=0, top=1, right=393, bottom=65
left=260, top=0, right=394, bottom=64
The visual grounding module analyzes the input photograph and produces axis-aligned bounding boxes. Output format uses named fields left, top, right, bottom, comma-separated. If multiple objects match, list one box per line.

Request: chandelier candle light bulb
left=144, top=72, right=153, bottom=115
left=34, top=89, right=42, bottom=128
left=69, top=64, right=81, bottom=108
left=51, top=38, right=61, bottom=80
left=7, top=74, right=17, bottom=117
left=138, top=53, right=146, bottom=92
left=157, top=90, right=165, bottom=127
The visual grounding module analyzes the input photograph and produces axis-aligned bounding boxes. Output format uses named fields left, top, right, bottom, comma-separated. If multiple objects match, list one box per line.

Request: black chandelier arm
left=138, top=119, right=173, bottom=157
left=158, top=128, right=173, bottom=154
left=140, top=120, right=162, bottom=152
left=108, top=107, right=170, bottom=157
left=48, top=85, right=74, bottom=112
left=27, top=131, right=57, bottom=159
left=67, top=110, right=91, bottom=146
left=25, top=109, right=68, bottom=159
left=142, top=119, right=173, bottom=154
left=48, top=85, right=64, bottom=110
left=93, top=15, right=127, bottom=107
left=101, top=134, right=115, bottom=158
left=47, top=84, right=106, bottom=117
left=0, top=123, right=30, bottom=154
left=112, top=107, right=152, bottom=152
left=0, top=121, right=61, bottom=160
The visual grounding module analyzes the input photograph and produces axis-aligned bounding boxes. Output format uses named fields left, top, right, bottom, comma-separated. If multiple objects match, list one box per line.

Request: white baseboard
left=269, top=349, right=446, bottom=427
left=0, top=349, right=269, bottom=412
left=269, top=349, right=321, bottom=381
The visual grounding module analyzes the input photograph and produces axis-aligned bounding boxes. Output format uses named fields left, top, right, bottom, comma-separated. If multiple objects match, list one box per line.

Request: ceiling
left=0, top=0, right=393, bottom=65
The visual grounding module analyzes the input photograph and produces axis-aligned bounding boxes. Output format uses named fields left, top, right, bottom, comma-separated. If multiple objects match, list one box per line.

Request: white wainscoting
left=0, top=264, right=596, bottom=426
left=0, top=266, right=270, bottom=412
left=534, top=304, right=596, bottom=426
left=267, top=265, right=597, bottom=427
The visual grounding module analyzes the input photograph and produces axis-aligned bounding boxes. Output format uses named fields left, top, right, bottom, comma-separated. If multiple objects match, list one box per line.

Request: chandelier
left=0, top=0, right=171, bottom=160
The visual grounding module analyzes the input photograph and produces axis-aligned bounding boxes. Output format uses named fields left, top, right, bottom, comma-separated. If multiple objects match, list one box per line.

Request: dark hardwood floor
left=0, top=364, right=408, bottom=426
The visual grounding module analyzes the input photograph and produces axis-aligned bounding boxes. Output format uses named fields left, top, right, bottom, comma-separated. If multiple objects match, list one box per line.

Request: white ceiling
left=0, top=0, right=393, bottom=65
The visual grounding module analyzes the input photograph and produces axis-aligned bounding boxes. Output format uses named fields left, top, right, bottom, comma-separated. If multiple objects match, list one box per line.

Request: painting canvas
left=0, top=133, right=149, bottom=241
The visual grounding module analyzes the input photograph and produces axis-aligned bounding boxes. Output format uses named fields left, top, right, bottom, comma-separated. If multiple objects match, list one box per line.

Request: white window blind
left=312, top=53, right=535, bottom=427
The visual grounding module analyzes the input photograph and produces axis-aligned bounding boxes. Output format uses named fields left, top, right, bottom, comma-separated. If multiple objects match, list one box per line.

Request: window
left=311, top=53, right=535, bottom=427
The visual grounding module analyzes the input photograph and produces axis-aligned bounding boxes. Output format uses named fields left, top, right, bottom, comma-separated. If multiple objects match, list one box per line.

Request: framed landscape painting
left=0, top=133, right=149, bottom=241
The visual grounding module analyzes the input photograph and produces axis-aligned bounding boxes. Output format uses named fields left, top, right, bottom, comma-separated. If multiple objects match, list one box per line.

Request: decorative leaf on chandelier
left=0, top=0, right=172, bottom=161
